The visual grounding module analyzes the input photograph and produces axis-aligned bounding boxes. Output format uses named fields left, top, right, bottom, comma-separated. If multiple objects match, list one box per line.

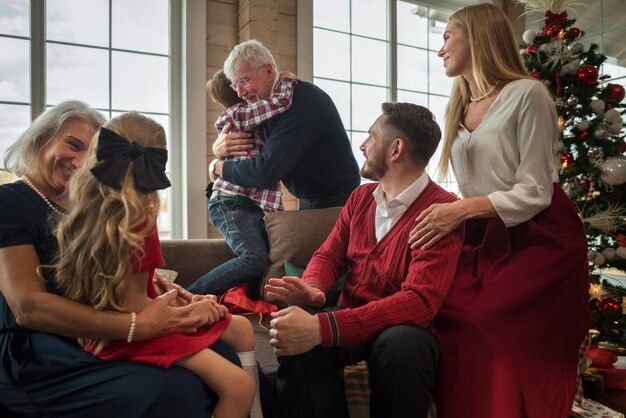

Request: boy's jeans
left=187, top=193, right=268, bottom=297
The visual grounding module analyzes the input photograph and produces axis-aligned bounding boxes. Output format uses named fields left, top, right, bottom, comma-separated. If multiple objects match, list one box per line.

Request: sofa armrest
left=160, top=239, right=234, bottom=288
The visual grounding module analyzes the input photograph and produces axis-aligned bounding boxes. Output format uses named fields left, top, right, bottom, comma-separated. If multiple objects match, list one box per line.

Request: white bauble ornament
left=590, top=99, right=606, bottom=116
left=607, top=121, right=623, bottom=135
left=588, top=250, right=598, bottom=261
left=523, top=30, right=537, bottom=44
left=577, top=120, right=591, bottom=131
left=604, top=109, right=622, bottom=123
left=602, top=248, right=617, bottom=260
left=592, top=254, right=606, bottom=266
left=617, top=247, right=626, bottom=259
left=601, top=158, right=626, bottom=185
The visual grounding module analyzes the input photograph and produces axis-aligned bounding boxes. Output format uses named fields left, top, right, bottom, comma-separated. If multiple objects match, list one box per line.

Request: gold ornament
left=589, top=283, right=604, bottom=299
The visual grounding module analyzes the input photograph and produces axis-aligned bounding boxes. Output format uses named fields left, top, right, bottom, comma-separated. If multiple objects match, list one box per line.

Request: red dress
left=432, top=186, right=590, bottom=418
left=84, top=226, right=231, bottom=367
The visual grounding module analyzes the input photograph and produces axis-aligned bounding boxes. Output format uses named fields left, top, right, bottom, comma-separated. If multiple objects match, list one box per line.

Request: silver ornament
left=567, top=96, right=579, bottom=107
left=601, top=158, right=626, bottom=185
left=594, top=127, right=608, bottom=139
left=571, top=43, right=584, bottom=54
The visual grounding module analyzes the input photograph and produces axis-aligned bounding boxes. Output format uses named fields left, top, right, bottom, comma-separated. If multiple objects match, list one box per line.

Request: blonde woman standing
left=408, top=4, right=590, bottom=418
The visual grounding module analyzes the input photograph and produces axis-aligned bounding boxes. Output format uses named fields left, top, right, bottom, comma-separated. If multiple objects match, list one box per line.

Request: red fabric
left=588, top=346, right=618, bottom=368
left=85, top=226, right=231, bottom=367
left=594, top=366, right=626, bottom=390
left=131, top=225, right=165, bottom=274
left=304, top=181, right=464, bottom=347
left=220, top=284, right=278, bottom=315
left=432, top=185, right=590, bottom=418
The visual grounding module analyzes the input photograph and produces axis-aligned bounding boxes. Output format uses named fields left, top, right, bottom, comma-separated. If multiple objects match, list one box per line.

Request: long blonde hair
left=438, top=3, right=530, bottom=178
left=54, top=112, right=166, bottom=313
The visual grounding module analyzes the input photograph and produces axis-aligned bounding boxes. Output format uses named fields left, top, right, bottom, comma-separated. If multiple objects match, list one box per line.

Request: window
left=0, top=0, right=176, bottom=236
left=312, top=0, right=458, bottom=193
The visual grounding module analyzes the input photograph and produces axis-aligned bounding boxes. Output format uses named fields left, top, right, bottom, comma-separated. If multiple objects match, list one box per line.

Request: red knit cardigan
left=303, top=181, right=464, bottom=347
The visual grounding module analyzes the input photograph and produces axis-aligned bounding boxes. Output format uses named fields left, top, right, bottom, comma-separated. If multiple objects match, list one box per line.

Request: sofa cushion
left=161, top=239, right=234, bottom=288
left=261, top=207, right=342, bottom=300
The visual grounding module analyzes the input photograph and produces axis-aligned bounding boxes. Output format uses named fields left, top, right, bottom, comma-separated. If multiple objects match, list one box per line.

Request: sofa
left=161, top=207, right=343, bottom=383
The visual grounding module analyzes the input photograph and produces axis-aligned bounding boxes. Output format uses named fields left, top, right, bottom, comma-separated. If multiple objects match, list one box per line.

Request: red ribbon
left=545, top=10, right=568, bottom=28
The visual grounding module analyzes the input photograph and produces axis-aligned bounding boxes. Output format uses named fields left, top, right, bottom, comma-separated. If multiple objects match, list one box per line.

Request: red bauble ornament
left=597, top=297, right=621, bottom=313
left=620, top=140, right=626, bottom=154
left=530, top=70, right=541, bottom=79
left=569, top=27, right=582, bottom=40
left=579, top=130, right=589, bottom=140
left=601, top=83, right=626, bottom=104
left=576, top=65, right=599, bottom=86
left=525, top=45, right=539, bottom=55
left=544, top=25, right=561, bottom=38
left=560, top=152, right=574, bottom=166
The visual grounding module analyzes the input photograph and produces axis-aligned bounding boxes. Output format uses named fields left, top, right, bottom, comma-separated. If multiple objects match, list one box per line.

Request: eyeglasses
left=229, top=66, right=265, bottom=91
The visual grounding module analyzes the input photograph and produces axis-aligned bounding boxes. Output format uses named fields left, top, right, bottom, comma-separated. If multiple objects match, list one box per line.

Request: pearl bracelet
left=127, top=312, right=137, bottom=343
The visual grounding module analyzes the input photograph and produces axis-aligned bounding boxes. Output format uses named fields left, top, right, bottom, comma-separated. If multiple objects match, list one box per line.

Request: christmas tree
left=518, top=0, right=626, bottom=349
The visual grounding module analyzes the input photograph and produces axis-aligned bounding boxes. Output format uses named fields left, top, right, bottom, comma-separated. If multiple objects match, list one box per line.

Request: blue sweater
left=221, top=81, right=360, bottom=201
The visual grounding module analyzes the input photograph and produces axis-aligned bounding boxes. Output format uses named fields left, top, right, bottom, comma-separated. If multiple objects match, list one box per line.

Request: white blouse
left=451, top=79, right=560, bottom=227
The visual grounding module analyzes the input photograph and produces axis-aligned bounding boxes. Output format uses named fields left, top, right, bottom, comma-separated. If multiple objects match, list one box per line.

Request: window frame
left=0, top=0, right=207, bottom=238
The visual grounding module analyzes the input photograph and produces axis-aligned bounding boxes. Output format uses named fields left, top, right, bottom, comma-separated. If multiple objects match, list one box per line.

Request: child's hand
left=188, top=297, right=225, bottom=326
left=279, top=70, right=298, bottom=79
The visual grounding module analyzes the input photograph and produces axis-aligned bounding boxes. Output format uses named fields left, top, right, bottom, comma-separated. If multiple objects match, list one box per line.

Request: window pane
left=47, top=44, right=109, bottom=108
left=397, top=45, right=427, bottom=92
left=352, top=37, right=388, bottom=86
left=428, top=95, right=448, bottom=134
left=603, top=62, right=626, bottom=81
left=352, top=84, right=387, bottom=132
left=112, top=52, right=168, bottom=113
left=0, top=37, right=29, bottom=102
left=352, top=0, right=387, bottom=40
left=313, top=0, right=349, bottom=32
left=314, top=78, right=351, bottom=130
left=47, top=0, right=109, bottom=47
left=314, top=29, right=350, bottom=81
left=429, top=51, right=452, bottom=95
left=602, top=1, right=626, bottom=32
left=397, top=90, right=428, bottom=107
left=350, top=130, right=367, bottom=175
left=112, top=0, right=168, bottom=54
left=397, top=1, right=428, bottom=48
left=427, top=13, right=448, bottom=51
left=157, top=188, right=172, bottom=237
left=0, top=103, right=30, bottom=171
left=0, top=0, right=29, bottom=37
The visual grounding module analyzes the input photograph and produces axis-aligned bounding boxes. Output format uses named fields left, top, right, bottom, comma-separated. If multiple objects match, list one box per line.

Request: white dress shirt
left=373, top=170, right=430, bottom=242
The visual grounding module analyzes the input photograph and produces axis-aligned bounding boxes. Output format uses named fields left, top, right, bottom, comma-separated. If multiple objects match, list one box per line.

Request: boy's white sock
left=238, top=350, right=263, bottom=418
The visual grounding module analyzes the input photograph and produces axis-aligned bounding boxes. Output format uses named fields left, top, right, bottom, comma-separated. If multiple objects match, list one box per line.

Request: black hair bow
left=90, top=127, right=171, bottom=192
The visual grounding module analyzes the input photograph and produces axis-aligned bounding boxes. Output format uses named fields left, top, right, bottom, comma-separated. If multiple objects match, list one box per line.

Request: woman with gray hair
left=0, top=100, right=240, bottom=417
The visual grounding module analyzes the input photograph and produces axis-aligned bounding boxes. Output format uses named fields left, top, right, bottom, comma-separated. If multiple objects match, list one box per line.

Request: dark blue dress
left=0, top=181, right=239, bottom=417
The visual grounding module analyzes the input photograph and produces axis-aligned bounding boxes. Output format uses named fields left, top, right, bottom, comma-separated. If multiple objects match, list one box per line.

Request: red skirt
left=433, top=185, right=590, bottom=418
left=88, top=314, right=231, bottom=368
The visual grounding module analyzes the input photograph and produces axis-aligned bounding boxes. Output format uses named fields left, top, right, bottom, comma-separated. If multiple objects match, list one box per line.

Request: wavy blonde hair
left=54, top=112, right=166, bottom=315
left=438, top=3, right=530, bottom=178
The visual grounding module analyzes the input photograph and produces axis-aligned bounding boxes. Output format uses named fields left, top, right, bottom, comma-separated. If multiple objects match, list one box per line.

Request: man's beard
left=360, top=151, right=388, bottom=181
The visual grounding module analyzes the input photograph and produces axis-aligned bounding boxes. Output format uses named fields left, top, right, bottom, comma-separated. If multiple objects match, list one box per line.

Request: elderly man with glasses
left=209, top=39, right=360, bottom=210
